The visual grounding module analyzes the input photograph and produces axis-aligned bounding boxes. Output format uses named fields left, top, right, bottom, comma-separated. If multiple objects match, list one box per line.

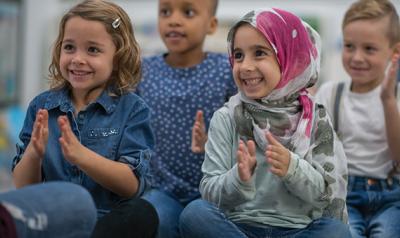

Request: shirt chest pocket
left=84, top=128, right=120, bottom=159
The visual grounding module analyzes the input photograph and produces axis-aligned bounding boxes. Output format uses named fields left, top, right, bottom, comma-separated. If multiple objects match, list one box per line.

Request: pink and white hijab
left=227, top=8, right=320, bottom=158
left=226, top=8, right=348, bottom=222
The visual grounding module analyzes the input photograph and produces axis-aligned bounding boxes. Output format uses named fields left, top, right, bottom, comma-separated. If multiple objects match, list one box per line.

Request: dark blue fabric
left=138, top=52, right=236, bottom=200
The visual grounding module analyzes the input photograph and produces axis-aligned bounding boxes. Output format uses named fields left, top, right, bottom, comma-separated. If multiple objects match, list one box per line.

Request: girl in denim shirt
left=12, top=1, right=158, bottom=237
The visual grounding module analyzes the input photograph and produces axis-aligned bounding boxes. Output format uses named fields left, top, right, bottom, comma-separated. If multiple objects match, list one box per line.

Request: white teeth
left=166, top=32, right=182, bottom=37
left=243, top=78, right=261, bottom=86
left=71, top=70, right=89, bottom=75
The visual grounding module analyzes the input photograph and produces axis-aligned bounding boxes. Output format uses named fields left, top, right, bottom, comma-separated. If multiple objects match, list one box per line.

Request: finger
left=38, top=110, right=49, bottom=137
left=270, top=167, right=284, bottom=177
left=193, top=123, right=201, bottom=133
left=246, top=140, right=256, bottom=158
left=267, top=155, right=283, bottom=169
left=265, top=132, right=281, bottom=146
left=237, top=140, right=248, bottom=159
left=198, top=111, right=205, bottom=127
left=195, top=110, right=204, bottom=123
left=266, top=146, right=280, bottom=160
left=58, top=137, right=69, bottom=157
left=239, top=140, right=249, bottom=155
left=237, top=144, right=246, bottom=165
left=41, top=109, right=49, bottom=129
left=391, top=54, right=400, bottom=79
left=32, top=113, right=41, bottom=138
left=268, top=145, right=288, bottom=160
left=58, top=116, right=73, bottom=142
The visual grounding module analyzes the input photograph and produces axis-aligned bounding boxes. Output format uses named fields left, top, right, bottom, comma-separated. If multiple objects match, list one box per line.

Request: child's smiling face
left=60, top=16, right=116, bottom=100
left=232, top=24, right=281, bottom=100
left=342, top=16, right=395, bottom=93
left=157, top=0, right=217, bottom=57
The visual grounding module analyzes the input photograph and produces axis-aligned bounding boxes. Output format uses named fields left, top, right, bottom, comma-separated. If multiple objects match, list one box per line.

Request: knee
left=125, top=198, right=159, bottom=228
left=50, top=182, right=96, bottom=218
left=180, top=199, right=212, bottom=229
left=322, top=218, right=352, bottom=238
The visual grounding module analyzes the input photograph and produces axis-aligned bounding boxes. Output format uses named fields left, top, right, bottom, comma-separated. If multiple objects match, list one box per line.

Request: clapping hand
left=191, top=110, right=207, bottom=153
left=265, top=132, right=291, bottom=177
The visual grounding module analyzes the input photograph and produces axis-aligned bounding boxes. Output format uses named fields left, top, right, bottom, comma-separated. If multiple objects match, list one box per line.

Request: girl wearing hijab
left=179, top=8, right=351, bottom=238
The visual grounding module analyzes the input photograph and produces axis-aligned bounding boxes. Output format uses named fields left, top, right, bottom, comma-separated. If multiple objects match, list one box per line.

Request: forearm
left=12, top=153, right=42, bottom=188
left=76, top=149, right=139, bottom=198
left=383, top=98, right=400, bottom=162
left=283, top=153, right=328, bottom=208
left=200, top=164, right=256, bottom=210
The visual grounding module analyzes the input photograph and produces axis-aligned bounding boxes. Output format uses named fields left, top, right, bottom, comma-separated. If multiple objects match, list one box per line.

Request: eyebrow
left=61, top=39, right=105, bottom=47
left=233, top=44, right=274, bottom=52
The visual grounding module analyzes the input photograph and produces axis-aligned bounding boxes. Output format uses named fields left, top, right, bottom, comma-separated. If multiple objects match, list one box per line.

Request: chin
left=243, top=93, right=262, bottom=100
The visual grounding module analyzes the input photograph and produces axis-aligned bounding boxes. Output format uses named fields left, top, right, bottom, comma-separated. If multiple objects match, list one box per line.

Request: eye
left=343, top=43, right=354, bottom=51
left=255, top=49, right=267, bottom=57
left=159, top=8, right=171, bottom=17
left=88, top=46, right=100, bottom=54
left=62, top=43, right=74, bottom=52
left=365, top=46, right=376, bottom=53
left=184, top=9, right=195, bottom=17
left=233, top=51, right=243, bottom=61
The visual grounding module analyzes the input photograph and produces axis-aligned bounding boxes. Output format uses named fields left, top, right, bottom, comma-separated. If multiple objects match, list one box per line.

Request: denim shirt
left=12, top=88, right=154, bottom=216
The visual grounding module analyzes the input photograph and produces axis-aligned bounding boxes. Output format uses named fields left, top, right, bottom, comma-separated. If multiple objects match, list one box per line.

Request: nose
left=71, top=52, right=85, bottom=66
left=351, top=49, right=364, bottom=62
left=167, top=12, right=182, bottom=27
left=240, top=56, right=255, bottom=72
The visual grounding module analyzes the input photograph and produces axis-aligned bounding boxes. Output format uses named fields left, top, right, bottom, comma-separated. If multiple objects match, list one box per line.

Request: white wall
left=19, top=0, right=400, bottom=107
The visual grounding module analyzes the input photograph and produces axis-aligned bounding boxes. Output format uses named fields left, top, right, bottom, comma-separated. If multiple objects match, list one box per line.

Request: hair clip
left=112, top=18, right=121, bottom=29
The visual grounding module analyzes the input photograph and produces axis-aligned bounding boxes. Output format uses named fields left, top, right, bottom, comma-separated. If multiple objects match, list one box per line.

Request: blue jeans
left=0, top=182, right=97, bottom=238
left=180, top=199, right=351, bottom=238
left=142, top=189, right=198, bottom=238
left=347, top=175, right=400, bottom=238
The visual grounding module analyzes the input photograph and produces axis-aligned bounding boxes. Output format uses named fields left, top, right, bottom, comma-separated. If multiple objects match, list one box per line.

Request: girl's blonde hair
left=342, top=0, right=400, bottom=46
left=48, top=0, right=141, bottom=95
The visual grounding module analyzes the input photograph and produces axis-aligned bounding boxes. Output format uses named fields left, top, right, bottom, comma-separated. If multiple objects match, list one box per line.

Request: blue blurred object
left=0, top=105, right=24, bottom=192
left=398, top=59, right=400, bottom=82
left=5, top=105, right=24, bottom=144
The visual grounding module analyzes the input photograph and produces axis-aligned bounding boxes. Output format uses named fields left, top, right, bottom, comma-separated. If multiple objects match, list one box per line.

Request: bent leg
left=296, top=217, right=352, bottom=238
left=142, top=189, right=183, bottom=238
left=179, top=199, right=247, bottom=238
left=347, top=205, right=367, bottom=238
left=0, top=182, right=97, bottom=238
left=91, top=197, right=158, bottom=238
left=369, top=201, right=400, bottom=238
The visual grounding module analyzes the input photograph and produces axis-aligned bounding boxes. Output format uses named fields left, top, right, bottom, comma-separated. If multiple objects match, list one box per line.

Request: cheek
left=59, top=53, right=69, bottom=66
left=232, top=66, right=241, bottom=85
left=341, top=53, right=351, bottom=67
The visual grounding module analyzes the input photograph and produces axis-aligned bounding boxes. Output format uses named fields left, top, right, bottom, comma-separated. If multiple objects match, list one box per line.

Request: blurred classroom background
left=1, top=0, right=399, bottom=192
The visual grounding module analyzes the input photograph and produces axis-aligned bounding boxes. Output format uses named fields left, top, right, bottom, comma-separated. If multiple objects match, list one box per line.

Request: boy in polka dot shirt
left=138, top=0, right=236, bottom=237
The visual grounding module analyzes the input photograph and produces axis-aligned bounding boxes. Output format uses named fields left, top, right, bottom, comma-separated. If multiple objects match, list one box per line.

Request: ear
left=392, top=42, right=400, bottom=55
left=207, top=16, right=218, bottom=35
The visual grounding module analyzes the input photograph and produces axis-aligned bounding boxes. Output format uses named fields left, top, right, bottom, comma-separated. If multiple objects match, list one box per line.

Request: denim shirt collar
left=43, top=87, right=118, bottom=114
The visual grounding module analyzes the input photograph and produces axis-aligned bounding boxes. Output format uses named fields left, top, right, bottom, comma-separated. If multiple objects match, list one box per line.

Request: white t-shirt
left=316, top=80, right=399, bottom=179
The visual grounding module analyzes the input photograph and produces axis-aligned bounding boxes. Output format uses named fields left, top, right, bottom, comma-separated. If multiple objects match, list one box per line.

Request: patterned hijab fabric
left=226, top=8, right=348, bottom=222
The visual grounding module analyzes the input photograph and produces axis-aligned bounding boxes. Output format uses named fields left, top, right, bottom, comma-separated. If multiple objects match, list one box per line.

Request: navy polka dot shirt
left=138, top=52, right=237, bottom=200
